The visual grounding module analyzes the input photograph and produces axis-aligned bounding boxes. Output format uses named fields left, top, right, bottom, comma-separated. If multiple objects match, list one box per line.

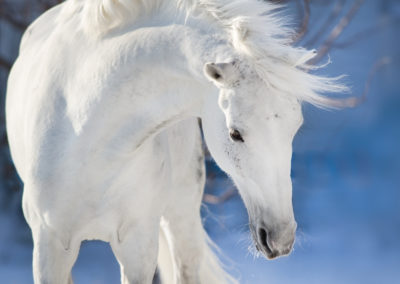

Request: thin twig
left=203, top=188, right=238, bottom=204
left=358, top=56, right=391, bottom=104
left=305, top=0, right=346, bottom=47
left=292, top=0, right=310, bottom=43
left=320, top=56, right=392, bottom=155
left=329, top=56, right=391, bottom=108
left=332, top=18, right=400, bottom=49
left=310, top=0, right=365, bottom=65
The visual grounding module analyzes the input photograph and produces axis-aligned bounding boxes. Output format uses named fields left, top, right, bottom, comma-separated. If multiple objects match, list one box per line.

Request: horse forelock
left=67, top=0, right=348, bottom=108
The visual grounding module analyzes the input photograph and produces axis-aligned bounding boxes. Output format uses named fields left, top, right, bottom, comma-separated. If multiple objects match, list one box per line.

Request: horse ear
left=203, top=62, right=235, bottom=85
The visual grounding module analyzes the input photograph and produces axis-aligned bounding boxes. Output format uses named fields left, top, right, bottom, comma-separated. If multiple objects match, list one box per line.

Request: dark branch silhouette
left=0, top=56, right=11, bottom=70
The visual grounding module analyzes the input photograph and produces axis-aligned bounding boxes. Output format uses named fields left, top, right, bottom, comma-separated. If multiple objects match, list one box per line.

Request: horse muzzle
left=251, top=220, right=297, bottom=260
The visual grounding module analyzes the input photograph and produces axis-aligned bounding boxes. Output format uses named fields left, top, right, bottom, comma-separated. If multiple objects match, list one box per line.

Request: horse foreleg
left=32, top=226, right=80, bottom=284
left=161, top=164, right=231, bottom=284
left=161, top=191, right=233, bottom=284
left=163, top=190, right=237, bottom=284
left=161, top=209, right=204, bottom=284
left=111, top=219, right=160, bottom=284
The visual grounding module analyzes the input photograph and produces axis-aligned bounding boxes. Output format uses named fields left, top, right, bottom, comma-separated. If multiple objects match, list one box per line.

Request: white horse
left=6, top=0, right=346, bottom=283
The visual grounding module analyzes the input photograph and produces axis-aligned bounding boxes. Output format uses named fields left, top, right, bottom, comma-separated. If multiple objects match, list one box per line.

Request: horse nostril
left=258, top=227, right=272, bottom=255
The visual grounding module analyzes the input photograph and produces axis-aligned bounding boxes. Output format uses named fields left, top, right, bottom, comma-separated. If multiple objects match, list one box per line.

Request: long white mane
left=67, top=0, right=348, bottom=107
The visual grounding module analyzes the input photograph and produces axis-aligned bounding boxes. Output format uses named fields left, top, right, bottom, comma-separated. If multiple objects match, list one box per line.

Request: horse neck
left=100, top=24, right=232, bottom=154
left=150, top=27, right=231, bottom=114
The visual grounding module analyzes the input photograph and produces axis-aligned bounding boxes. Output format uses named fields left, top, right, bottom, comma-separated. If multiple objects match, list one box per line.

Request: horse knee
left=111, top=222, right=160, bottom=284
left=32, top=228, right=80, bottom=284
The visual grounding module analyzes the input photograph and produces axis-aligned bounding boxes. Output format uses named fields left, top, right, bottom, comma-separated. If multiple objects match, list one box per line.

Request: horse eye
left=229, top=129, right=244, bottom=142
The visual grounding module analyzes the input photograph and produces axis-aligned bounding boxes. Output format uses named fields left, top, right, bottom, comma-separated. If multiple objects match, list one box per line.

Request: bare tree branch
left=37, top=0, right=60, bottom=11
left=0, top=56, right=12, bottom=70
left=358, top=56, right=391, bottom=104
left=203, top=188, right=238, bottom=204
left=326, top=56, right=391, bottom=108
left=305, top=0, right=346, bottom=47
left=292, top=0, right=310, bottom=43
left=310, top=0, right=365, bottom=65
left=0, top=3, right=29, bottom=30
left=332, top=18, right=400, bottom=49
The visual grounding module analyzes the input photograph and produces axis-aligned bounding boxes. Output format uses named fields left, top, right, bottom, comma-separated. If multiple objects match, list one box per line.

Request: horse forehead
left=229, top=93, right=302, bottom=125
left=229, top=85, right=277, bottom=108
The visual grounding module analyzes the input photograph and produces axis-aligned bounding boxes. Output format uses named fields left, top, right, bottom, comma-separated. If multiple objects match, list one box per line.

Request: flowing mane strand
left=68, top=0, right=348, bottom=108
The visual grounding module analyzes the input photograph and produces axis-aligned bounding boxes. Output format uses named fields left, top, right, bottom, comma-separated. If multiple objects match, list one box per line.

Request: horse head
left=201, top=59, right=305, bottom=259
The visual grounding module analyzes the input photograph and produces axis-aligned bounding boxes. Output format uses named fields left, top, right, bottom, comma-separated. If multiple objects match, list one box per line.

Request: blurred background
left=0, top=0, right=399, bottom=283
